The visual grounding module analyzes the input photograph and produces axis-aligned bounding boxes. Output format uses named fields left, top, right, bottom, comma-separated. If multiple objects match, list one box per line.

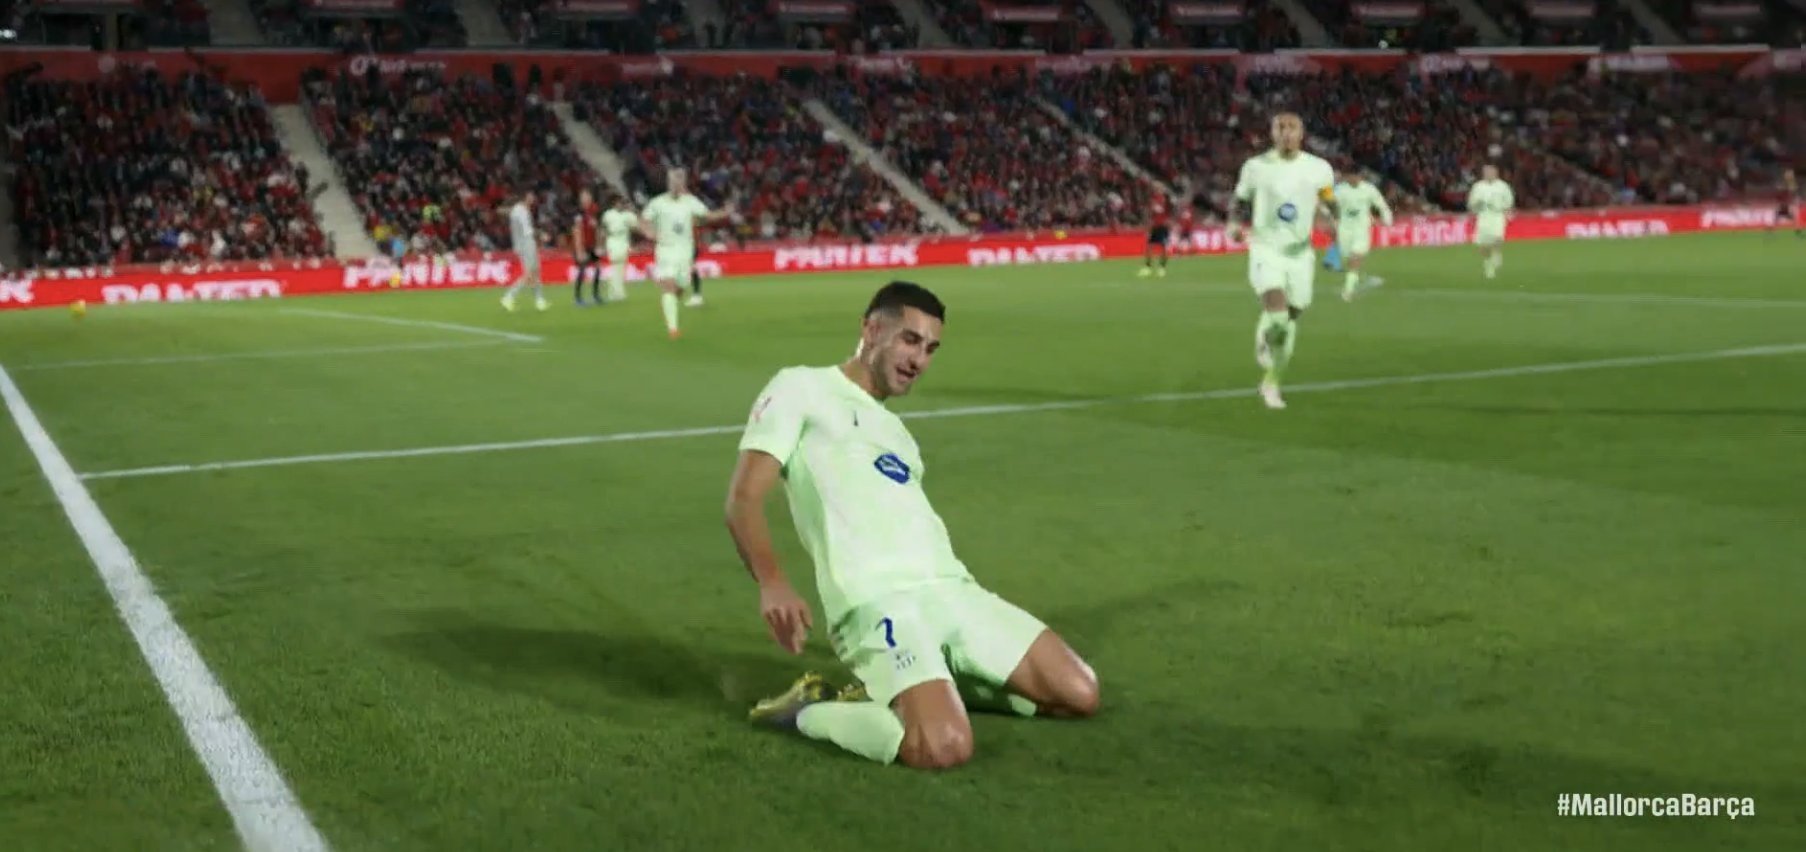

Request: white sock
left=661, top=292, right=679, bottom=332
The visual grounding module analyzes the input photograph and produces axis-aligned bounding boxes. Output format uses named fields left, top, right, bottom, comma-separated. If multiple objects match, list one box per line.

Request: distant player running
left=1228, top=112, right=1337, bottom=410
left=1139, top=195, right=1172, bottom=278
left=1772, top=167, right=1800, bottom=237
left=1468, top=165, right=1514, bottom=279
left=639, top=168, right=732, bottom=338
left=500, top=188, right=548, bottom=313
left=600, top=195, right=639, bottom=302
left=1333, top=168, right=1394, bottom=301
left=730, top=282, right=1101, bottom=770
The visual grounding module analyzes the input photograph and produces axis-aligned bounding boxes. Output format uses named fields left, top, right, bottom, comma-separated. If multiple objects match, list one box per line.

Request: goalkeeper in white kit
left=1468, top=165, right=1515, bottom=279
left=1333, top=167, right=1393, bottom=302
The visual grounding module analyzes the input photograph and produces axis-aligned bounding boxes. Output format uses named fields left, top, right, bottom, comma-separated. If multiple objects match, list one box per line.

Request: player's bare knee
left=1059, top=670, right=1101, bottom=718
left=899, top=724, right=973, bottom=770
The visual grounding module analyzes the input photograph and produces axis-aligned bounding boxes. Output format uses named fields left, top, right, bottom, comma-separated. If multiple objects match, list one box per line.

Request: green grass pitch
left=2, top=232, right=1803, bottom=851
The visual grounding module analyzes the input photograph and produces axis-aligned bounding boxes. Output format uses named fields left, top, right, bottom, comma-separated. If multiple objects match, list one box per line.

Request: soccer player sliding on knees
left=724, top=282, right=1100, bottom=769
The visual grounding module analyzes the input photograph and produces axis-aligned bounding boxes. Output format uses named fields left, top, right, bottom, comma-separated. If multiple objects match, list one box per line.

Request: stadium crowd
left=818, top=69, right=1157, bottom=232
left=7, top=68, right=328, bottom=267
left=302, top=67, right=589, bottom=256
left=1123, top=0, right=1303, bottom=49
left=574, top=73, right=928, bottom=243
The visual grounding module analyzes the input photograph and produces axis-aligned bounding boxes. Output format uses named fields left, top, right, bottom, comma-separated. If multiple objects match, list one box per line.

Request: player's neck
left=1275, top=147, right=1300, bottom=160
left=839, top=360, right=886, bottom=401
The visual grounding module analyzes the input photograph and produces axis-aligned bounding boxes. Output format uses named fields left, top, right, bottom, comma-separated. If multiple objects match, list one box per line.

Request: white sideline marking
left=0, top=365, right=329, bottom=852
left=78, top=342, right=1806, bottom=482
left=13, top=340, right=505, bottom=371
left=282, top=307, right=543, bottom=343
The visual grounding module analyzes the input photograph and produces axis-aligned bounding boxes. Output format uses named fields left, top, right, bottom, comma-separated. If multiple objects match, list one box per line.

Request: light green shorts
left=1336, top=228, right=1372, bottom=257
left=1474, top=220, right=1507, bottom=245
left=654, top=247, right=692, bottom=283
left=830, top=580, right=1047, bottom=707
left=1248, top=244, right=1317, bottom=310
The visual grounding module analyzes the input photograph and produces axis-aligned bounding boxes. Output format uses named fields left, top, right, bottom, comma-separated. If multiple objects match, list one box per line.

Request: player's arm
left=1466, top=185, right=1483, bottom=219
left=637, top=205, right=658, bottom=241
left=725, top=375, right=813, bottom=654
left=1316, top=184, right=1338, bottom=223
left=1227, top=161, right=1254, bottom=238
left=1502, top=186, right=1516, bottom=217
left=570, top=216, right=586, bottom=255
left=1373, top=187, right=1395, bottom=227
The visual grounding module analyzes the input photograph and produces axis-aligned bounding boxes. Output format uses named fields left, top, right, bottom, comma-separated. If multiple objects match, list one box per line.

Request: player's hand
left=759, top=582, right=813, bottom=655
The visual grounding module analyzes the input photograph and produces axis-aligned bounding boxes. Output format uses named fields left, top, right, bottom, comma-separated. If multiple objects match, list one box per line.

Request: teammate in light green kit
left=600, top=196, right=638, bottom=303
left=728, top=282, right=1100, bottom=769
left=1228, top=112, right=1338, bottom=410
left=1468, top=164, right=1515, bottom=279
left=1333, top=168, right=1393, bottom=302
left=639, top=168, right=733, bottom=338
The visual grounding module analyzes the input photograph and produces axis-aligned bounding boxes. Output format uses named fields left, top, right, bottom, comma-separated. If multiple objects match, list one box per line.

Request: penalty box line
left=77, top=341, right=1806, bottom=482
left=0, top=365, right=331, bottom=852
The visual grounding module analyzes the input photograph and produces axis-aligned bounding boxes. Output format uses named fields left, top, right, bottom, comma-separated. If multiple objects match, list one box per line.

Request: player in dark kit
left=572, top=189, right=604, bottom=305
left=1140, top=196, right=1172, bottom=278
left=1773, top=168, right=1801, bottom=237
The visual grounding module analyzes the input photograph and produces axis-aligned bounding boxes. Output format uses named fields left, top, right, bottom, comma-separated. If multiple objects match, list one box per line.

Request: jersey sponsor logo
left=873, top=452, right=911, bottom=484
left=1277, top=202, right=1299, bottom=222
left=750, top=395, right=774, bottom=423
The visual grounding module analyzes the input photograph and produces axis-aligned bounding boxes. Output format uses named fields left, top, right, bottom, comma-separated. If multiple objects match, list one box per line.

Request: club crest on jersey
left=873, top=453, right=911, bottom=484
left=1277, top=202, right=1299, bottom=222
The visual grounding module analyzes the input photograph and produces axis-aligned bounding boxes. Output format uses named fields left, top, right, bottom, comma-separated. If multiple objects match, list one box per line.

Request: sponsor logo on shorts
left=892, top=649, right=917, bottom=671
left=873, top=453, right=911, bottom=484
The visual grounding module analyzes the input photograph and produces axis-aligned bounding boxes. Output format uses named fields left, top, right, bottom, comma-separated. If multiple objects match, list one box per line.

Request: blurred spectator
left=1124, top=0, right=1303, bottom=49
left=7, top=68, right=327, bottom=266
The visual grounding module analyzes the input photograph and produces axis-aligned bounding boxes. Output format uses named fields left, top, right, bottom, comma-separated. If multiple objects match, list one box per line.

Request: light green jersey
left=1334, top=180, right=1394, bottom=233
left=1235, top=149, right=1336, bottom=255
left=641, top=191, right=710, bottom=254
left=601, top=208, right=638, bottom=247
left=739, top=365, right=972, bottom=626
left=1467, top=179, right=1515, bottom=227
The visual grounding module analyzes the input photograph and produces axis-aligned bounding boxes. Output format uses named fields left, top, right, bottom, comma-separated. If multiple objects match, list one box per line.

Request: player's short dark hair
left=865, top=281, right=945, bottom=323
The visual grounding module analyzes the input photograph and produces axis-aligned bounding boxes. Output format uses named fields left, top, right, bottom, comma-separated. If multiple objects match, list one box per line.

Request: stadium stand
left=301, top=67, right=590, bottom=257
left=711, top=0, right=916, bottom=50
left=6, top=68, right=328, bottom=267
left=1643, top=0, right=1793, bottom=45
left=817, top=69, right=1158, bottom=231
left=572, top=73, right=928, bottom=243
left=923, top=1, right=1115, bottom=52
left=1528, top=69, right=1787, bottom=204
left=1122, top=0, right=1302, bottom=50
left=500, top=0, right=691, bottom=51
left=5, top=0, right=211, bottom=47
left=1296, top=0, right=1479, bottom=49
left=1492, top=0, right=1646, bottom=48
left=251, top=0, right=467, bottom=50
left=1040, top=63, right=1433, bottom=217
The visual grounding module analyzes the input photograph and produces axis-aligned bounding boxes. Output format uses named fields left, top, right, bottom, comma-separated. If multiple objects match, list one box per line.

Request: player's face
left=668, top=171, right=687, bottom=194
left=1271, top=115, right=1304, bottom=153
left=1482, top=166, right=1499, bottom=181
left=579, top=190, right=593, bottom=206
left=863, top=307, right=942, bottom=398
